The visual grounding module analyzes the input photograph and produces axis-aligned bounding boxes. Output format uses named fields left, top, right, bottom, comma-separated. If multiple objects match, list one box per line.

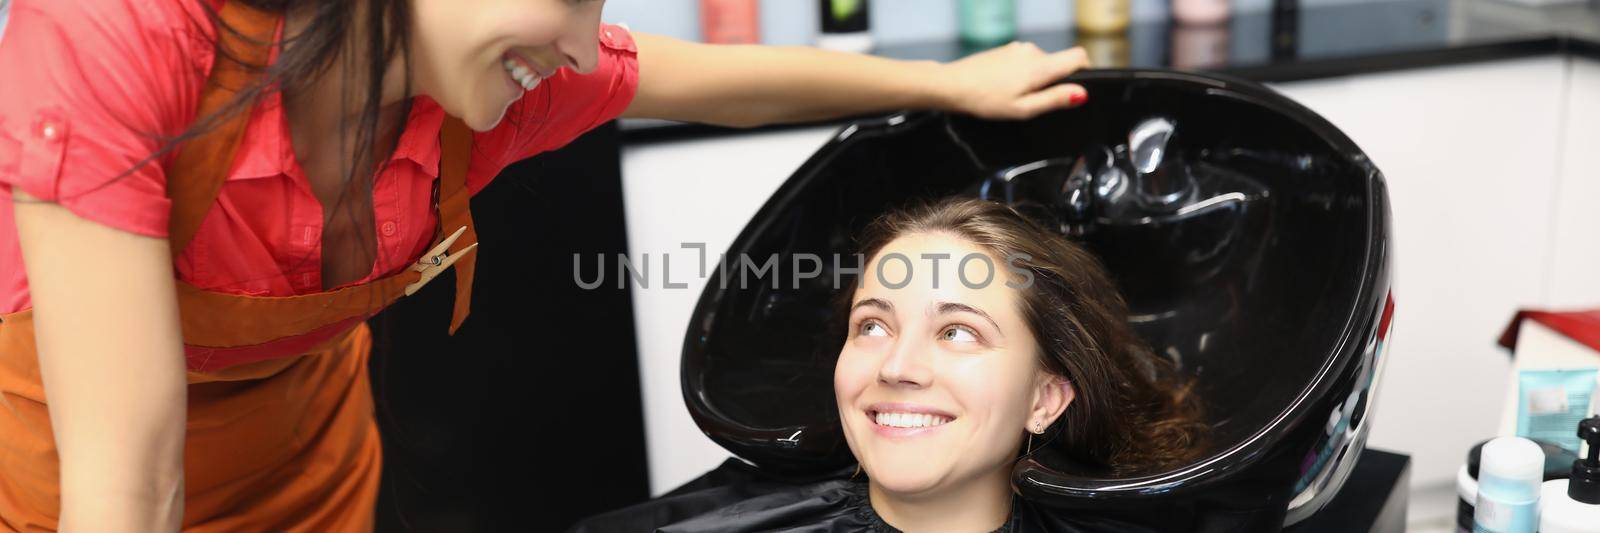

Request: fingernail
left=1068, top=90, right=1088, bottom=106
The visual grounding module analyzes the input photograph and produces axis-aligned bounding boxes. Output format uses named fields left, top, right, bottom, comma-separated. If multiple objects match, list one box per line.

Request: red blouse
left=0, top=0, right=640, bottom=313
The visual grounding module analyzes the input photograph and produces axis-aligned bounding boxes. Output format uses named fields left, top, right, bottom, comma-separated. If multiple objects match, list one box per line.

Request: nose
left=878, top=337, right=933, bottom=389
left=556, top=21, right=602, bottom=75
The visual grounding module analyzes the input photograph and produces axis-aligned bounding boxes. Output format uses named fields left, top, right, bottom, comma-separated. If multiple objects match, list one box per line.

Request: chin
left=462, top=97, right=512, bottom=132
left=451, top=77, right=519, bottom=132
left=866, top=455, right=951, bottom=495
left=462, top=108, right=505, bottom=132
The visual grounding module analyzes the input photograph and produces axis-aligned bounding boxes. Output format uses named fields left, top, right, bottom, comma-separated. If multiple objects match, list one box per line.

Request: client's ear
left=1030, top=376, right=1076, bottom=430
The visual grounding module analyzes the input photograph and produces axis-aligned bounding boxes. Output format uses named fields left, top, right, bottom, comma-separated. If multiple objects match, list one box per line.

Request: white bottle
left=1540, top=480, right=1600, bottom=533
left=1474, top=437, right=1544, bottom=533
left=1540, top=416, right=1600, bottom=533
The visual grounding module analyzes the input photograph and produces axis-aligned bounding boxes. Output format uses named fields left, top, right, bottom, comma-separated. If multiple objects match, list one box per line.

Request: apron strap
left=437, top=117, right=476, bottom=334
left=166, top=1, right=278, bottom=256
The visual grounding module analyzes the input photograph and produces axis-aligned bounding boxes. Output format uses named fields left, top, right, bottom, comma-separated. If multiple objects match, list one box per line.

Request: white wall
left=621, top=127, right=840, bottom=495
left=1270, top=56, right=1591, bottom=491
left=620, top=57, right=1600, bottom=495
left=1544, top=59, right=1600, bottom=308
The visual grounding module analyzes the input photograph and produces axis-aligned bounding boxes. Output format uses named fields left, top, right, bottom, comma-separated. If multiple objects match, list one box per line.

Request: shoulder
left=0, top=0, right=216, bottom=134
left=0, top=0, right=223, bottom=236
left=567, top=473, right=864, bottom=533
left=12, top=0, right=216, bottom=42
left=656, top=479, right=874, bottom=532
left=2, top=0, right=217, bottom=94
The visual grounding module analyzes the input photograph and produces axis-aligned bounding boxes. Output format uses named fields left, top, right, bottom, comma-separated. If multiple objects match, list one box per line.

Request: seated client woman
left=574, top=198, right=1208, bottom=532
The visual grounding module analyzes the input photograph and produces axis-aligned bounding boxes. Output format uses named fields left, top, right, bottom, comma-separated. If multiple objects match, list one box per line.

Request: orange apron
left=0, top=2, right=479, bottom=530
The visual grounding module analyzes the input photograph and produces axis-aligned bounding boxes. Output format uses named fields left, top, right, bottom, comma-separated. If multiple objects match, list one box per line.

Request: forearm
left=624, top=33, right=1091, bottom=128
left=58, top=481, right=185, bottom=532
left=16, top=191, right=187, bottom=531
left=715, top=45, right=946, bottom=126
left=625, top=34, right=950, bottom=128
left=54, top=359, right=186, bottom=533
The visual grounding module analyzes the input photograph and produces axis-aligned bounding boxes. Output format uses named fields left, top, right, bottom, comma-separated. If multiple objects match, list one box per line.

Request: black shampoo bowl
left=678, top=70, right=1395, bottom=530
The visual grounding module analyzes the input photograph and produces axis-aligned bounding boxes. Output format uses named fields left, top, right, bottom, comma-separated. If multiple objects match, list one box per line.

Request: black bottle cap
left=820, top=0, right=869, bottom=34
left=1571, top=416, right=1600, bottom=504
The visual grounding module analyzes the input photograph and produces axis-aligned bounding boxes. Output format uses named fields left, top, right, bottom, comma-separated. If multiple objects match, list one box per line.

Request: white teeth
left=873, top=411, right=951, bottom=428
left=502, top=57, right=542, bottom=91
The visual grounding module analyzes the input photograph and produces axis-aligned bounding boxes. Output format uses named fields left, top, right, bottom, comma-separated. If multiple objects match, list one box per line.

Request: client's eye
left=940, top=325, right=978, bottom=343
left=859, top=321, right=889, bottom=337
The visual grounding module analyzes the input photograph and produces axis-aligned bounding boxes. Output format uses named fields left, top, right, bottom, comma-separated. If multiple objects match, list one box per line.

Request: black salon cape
left=568, top=459, right=1166, bottom=533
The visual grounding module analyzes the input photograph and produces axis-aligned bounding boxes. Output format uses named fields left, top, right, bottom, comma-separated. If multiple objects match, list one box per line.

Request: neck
left=867, top=467, right=1014, bottom=532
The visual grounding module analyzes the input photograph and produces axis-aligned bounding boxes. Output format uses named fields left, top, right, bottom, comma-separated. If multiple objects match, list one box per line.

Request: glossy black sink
left=678, top=69, right=1395, bottom=530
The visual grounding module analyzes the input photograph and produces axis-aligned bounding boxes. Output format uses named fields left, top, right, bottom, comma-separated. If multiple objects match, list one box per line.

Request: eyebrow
left=850, top=298, right=1004, bottom=337
left=937, top=302, right=1003, bottom=336
left=852, top=298, right=893, bottom=313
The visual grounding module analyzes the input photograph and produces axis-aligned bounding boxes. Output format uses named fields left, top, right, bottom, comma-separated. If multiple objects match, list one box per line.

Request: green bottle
left=959, top=0, right=1017, bottom=47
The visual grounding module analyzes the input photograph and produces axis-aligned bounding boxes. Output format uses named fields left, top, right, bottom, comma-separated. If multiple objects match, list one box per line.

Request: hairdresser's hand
left=935, top=43, right=1091, bottom=120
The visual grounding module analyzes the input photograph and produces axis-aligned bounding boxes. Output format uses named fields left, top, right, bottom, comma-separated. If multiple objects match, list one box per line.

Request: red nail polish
left=1068, top=91, right=1088, bottom=106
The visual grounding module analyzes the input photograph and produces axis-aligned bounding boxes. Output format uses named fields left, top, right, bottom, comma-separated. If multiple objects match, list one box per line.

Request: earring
left=851, top=463, right=862, bottom=480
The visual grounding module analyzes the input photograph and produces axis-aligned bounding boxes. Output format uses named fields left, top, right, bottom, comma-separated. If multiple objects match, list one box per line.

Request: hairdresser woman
left=0, top=0, right=1089, bottom=531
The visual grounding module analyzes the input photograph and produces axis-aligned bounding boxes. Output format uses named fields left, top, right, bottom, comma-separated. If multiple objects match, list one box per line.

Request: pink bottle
left=1172, top=0, right=1230, bottom=26
left=701, top=0, right=761, bottom=44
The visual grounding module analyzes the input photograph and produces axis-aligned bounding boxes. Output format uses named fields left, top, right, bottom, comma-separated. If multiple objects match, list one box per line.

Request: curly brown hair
left=844, top=197, right=1209, bottom=477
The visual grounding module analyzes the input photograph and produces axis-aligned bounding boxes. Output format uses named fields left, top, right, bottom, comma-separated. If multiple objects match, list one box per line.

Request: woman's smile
left=866, top=402, right=958, bottom=439
left=501, top=50, right=553, bottom=92
left=488, top=49, right=559, bottom=125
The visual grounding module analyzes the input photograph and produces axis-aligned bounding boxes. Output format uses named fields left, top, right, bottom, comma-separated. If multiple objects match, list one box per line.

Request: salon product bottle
left=1172, top=0, right=1230, bottom=26
left=1076, top=0, right=1130, bottom=34
left=818, top=0, right=873, bottom=53
left=1170, top=23, right=1228, bottom=69
left=959, top=0, right=1017, bottom=46
left=1458, top=439, right=1580, bottom=532
left=1078, top=31, right=1130, bottom=68
left=1473, top=437, right=1544, bottom=533
left=1269, top=0, right=1298, bottom=61
left=701, top=0, right=761, bottom=45
left=1540, top=417, right=1600, bottom=533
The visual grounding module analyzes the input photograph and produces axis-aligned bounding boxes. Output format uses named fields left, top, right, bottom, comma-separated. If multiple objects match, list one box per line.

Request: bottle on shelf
left=818, top=0, right=873, bottom=53
left=1173, top=0, right=1231, bottom=27
left=701, top=0, right=761, bottom=45
left=959, top=0, right=1018, bottom=47
left=1076, top=0, right=1131, bottom=34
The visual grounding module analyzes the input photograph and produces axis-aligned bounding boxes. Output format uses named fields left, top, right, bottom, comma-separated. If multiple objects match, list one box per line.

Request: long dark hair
left=188, top=0, right=425, bottom=496
left=192, top=0, right=413, bottom=190
left=844, top=198, right=1209, bottom=476
left=191, top=0, right=411, bottom=281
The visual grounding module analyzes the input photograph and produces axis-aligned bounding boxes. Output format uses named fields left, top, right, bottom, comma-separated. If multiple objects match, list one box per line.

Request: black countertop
left=1285, top=449, right=1410, bottom=533
left=622, top=0, right=1600, bottom=144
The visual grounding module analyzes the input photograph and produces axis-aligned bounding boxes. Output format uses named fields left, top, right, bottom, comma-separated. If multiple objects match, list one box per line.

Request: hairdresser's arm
left=622, top=33, right=1090, bottom=128
left=13, top=191, right=186, bottom=532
